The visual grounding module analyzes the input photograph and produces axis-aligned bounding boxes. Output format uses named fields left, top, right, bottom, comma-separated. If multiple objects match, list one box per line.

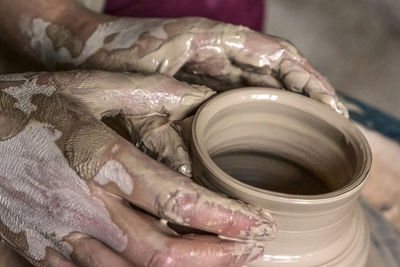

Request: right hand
left=0, top=71, right=275, bottom=267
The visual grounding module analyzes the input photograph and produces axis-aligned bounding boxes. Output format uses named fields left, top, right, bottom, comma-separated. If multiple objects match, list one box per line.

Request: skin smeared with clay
left=56, top=71, right=215, bottom=176
left=0, top=121, right=128, bottom=259
left=2, top=74, right=55, bottom=115
left=16, top=11, right=347, bottom=116
left=0, top=71, right=276, bottom=267
left=93, top=160, right=134, bottom=195
left=24, top=18, right=170, bottom=69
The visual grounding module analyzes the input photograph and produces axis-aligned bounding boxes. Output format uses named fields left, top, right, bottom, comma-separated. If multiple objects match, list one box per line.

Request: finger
left=129, top=115, right=192, bottom=176
left=64, top=233, right=132, bottom=267
left=222, top=30, right=348, bottom=116
left=59, top=71, right=215, bottom=121
left=279, top=58, right=349, bottom=117
left=93, top=186, right=265, bottom=267
left=95, top=141, right=276, bottom=242
left=158, top=235, right=264, bottom=267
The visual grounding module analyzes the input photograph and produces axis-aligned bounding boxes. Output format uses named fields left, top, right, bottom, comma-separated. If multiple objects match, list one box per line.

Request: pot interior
left=200, top=95, right=363, bottom=196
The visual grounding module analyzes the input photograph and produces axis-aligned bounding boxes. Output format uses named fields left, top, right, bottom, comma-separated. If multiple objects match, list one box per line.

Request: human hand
left=22, top=15, right=347, bottom=116
left=0, top=71, right=275, bottom=267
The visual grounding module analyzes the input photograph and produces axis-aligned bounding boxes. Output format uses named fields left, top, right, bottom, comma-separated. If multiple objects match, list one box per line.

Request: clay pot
left=191, top=88, right=372, bottom=266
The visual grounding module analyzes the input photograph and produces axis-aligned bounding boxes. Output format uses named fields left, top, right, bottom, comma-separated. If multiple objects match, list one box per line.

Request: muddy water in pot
left=192, top=88, right=371, bottom=266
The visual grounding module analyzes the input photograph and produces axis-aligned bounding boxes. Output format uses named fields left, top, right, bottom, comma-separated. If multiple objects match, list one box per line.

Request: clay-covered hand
left=0, top=71, right=275, bottom=267
left=23, top=15, right=347, bottom=116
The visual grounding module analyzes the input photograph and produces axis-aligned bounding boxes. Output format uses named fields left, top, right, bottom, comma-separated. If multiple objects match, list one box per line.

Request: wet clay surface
left=192, top=88, right=368, bottom=200
left=192, top=88, right=372, bottom=266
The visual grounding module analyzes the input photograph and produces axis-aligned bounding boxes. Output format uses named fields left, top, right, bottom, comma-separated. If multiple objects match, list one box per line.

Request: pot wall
left=191, top=88, right=372, bottom=266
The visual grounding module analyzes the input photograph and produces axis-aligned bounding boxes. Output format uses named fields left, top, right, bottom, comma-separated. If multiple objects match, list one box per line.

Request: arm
left=0, top=0, right=348, bottom=116
left=0, top=0, right=99, bottom=65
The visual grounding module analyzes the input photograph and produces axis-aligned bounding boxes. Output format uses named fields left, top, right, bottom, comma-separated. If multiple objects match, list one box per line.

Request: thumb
left=60, top=71, right=216, bottom=120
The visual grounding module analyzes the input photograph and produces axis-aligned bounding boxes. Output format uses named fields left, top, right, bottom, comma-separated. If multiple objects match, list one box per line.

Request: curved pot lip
left=192, top=88, right=372, bottom=205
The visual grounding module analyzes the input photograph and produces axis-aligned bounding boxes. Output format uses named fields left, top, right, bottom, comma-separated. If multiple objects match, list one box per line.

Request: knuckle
left=65, top=233, right=90, bottom=249
left=156, top=188, right=198, bottom=225
left=278, top=39, right=301, bottom=57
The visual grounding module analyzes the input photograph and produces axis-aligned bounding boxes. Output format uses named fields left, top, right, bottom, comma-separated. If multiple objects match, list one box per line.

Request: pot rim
left=192, top=88, right=372, bottom=205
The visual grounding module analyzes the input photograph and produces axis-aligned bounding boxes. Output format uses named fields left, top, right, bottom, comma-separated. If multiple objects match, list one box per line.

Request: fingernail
left=256, top=207, right=274, bottom=223
left=335, top=101, right=349, bottom=118
left=248, top=220, right=277, bottom=241
left=282, top=71, right=310, bottom=93
left=191, top=84, right=216, bottom=96
left=246, top=206, right=277, bottom=241
left=310, top=92, right=349, bottom=117
left=229, top=203, right=277, bottom=241
left=180, top=85, right=216, bottom=106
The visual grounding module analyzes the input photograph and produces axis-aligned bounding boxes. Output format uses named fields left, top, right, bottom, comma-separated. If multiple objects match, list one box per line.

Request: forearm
left=0, top=0, right=216, bottom=73
left=0, top=0, right=101, bottom=66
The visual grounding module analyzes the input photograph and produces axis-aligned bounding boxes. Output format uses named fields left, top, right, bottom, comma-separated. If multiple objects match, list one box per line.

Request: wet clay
left=46, top=24, right=84, bottom=58
left=192, top=88, right=366, bottom=198
left=93, top=159, right=134, bottom=195
left=55, top=71, right=215, bottom=121
left=201, top=99, right=354, bottom=195
left=129, top=115, right=192, bottom=176
left=0, top=74, right=52, bottom=141
left=191, top=88, right=372, bottom=267
left=0, top=91, right=29, bottom=141
left=3, top=75, right=55, bottom=115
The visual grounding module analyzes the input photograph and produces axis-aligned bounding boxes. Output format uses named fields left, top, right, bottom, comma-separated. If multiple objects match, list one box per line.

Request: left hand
left=23, top=15, right=347, bottom=117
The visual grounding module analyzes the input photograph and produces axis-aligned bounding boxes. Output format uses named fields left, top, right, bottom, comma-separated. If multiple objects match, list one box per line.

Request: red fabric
left=104, top=0, right=265, bottom=32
